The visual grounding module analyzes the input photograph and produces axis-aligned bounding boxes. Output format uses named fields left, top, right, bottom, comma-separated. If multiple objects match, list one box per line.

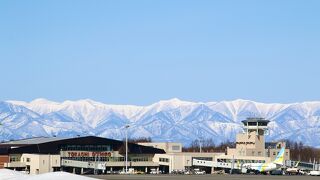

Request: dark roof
left=0, top=136, right=165, bottom=155
left=241, top=118, right=270, bottom=124
left=1, top=137, right=68, bottom=145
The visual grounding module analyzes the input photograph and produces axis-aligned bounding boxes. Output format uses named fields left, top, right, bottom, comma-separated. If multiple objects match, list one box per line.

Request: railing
left=61, top=159, right=105, bottom=170
left=4, top=162, right=26, bottom=168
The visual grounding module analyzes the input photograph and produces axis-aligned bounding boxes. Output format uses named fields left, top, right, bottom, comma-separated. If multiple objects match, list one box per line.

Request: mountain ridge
left=1, top=98, right=320, bottom=147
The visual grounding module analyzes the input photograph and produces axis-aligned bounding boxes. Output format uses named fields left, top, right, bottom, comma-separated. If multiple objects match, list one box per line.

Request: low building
left=0, top=136, right=165, bottom=175
left=139, top=142, right=224, bottom=173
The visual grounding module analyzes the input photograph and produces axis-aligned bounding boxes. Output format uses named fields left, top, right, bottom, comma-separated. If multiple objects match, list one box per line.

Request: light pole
left=125, top=125, right=130, bottom=174
left=198, top=136, right=203, bottom=153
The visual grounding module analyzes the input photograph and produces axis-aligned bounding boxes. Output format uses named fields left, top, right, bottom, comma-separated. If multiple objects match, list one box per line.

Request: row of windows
left=238, top=151, right=263, bottom=156
left=60, top=145, right=111, bottom=151
left=171, top=146, right=181, bottom=151
left=238, top=151, right=289, bottom=157
left=67, top=157, right=121, bottom=162
left=159, top=158, right=169, bottom=162
left=246, top=122, right=268, bottom=126
left=192, top=157, right=213, bottom=161
left=131, top=157, right=152, bottom=162
left=218, top=159, right=266, bottom=163
left=62, top=156, right=152, bottom=162
left=9, top=156, right=20, bottom=162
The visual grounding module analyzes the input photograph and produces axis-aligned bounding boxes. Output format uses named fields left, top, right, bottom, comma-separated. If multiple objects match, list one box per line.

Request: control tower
left=242, top=117, right=270, bottom=136
left=235, top=118, right=270, bottom=156
left=225, top=117, right=289, bottom=162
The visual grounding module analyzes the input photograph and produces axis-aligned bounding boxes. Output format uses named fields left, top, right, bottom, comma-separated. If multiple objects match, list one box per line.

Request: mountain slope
left=2, top=98, right=320, bottom=147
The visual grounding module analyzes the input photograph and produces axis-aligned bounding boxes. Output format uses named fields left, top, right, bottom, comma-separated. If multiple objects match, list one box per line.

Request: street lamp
left=125, top=125, right=130, bottom=174
left=198, top=136, right=203, bottom=153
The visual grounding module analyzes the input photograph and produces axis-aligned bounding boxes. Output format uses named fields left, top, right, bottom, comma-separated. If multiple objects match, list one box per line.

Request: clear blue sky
left=0, top=0, right=319, bottom=105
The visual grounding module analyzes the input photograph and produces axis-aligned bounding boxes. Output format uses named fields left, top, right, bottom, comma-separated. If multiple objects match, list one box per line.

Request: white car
left=309, top=171, right=320, bottom=176
left=194, top=169, right=206, bottom=175
left=150, top=169, right=158, bottom=174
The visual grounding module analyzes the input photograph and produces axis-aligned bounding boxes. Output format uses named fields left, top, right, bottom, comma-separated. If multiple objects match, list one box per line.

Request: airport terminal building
left=0, top=136, right=166, bottom=174
left=0, top=118, right=293, bottom=175
left=0, top=136, right=223, bottom=175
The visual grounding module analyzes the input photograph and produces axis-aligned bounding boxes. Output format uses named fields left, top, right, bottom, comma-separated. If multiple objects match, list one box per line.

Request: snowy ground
left=0, top=169, right=100, bottom=180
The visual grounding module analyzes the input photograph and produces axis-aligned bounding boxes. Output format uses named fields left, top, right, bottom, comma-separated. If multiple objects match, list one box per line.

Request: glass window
left=172, top=145, right=180, bottom=151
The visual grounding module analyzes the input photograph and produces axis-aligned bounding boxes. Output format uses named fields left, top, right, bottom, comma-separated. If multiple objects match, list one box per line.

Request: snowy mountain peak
left=30, top=98, right=57, bottom=104
left=1, top=99, right=320, bottom=147
left=157, top=98, right=194, bottom=106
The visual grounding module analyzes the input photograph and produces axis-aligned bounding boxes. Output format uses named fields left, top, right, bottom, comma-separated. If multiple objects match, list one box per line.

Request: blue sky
left=0, top=0, right=319, bottom=105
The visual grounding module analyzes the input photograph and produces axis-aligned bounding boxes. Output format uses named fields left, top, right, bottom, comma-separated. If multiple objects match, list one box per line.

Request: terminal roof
left=0, top=136, right=165, bottom=155
left=241, top=118, right=270, bottom=124
left=1, top=137, right=69, bottom=145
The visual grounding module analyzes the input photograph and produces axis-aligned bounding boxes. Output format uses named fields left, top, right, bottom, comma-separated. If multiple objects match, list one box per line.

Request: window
left=273, top=152, right=276, bottom=155
left=258, top=152, right=262, bottom=156
left=159, top=158, right=169, bottom=162
left=277, top=144, right=282, bottom=149
left=43, top=160, right=45, bottom=165
left=26, top=158, right=30, bottom=162
left=171, top=145, right=180, bottom=151
left=9, top=156, right=20, bottom=162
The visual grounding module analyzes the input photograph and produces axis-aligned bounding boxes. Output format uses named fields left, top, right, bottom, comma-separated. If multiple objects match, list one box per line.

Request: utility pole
left=125, top=125, right=130, bottom=174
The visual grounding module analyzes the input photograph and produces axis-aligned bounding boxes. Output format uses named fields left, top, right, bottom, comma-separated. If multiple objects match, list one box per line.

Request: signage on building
left=64, top=151, right=112, bottom=157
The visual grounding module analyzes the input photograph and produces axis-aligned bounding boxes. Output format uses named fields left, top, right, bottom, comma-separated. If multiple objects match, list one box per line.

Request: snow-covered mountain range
left=1, top=98, right=320, bottom=147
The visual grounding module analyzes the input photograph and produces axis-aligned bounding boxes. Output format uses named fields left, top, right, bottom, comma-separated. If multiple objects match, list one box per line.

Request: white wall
left=21, top=154, right=60, bottom=175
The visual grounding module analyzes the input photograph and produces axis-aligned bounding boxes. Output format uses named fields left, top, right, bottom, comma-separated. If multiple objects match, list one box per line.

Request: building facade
left=0, top=118, right=291, bottom=175
left=225, top=118, right=290, bottom=165
left=139, top=142, right=224, bottom=173
left=0, top=136, right=165, bottom=175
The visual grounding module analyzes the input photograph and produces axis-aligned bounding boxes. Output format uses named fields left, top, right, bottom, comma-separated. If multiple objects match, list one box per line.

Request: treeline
left=284, top=140, right=320, bottom=162
left=182, top=138, right=235, bottom=153
left=127, top=137, right=152, bottom=143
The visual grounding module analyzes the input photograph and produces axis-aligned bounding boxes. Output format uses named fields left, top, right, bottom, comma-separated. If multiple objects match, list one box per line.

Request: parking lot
left=86, top=174, right=320, bottom=180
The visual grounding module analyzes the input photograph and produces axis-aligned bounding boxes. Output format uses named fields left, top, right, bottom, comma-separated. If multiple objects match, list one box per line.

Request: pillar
left=73, top=168, right=75, bottom=174
left=145, top=167, right=148, bottom=173
left=81, top=168, right=84, bottom=174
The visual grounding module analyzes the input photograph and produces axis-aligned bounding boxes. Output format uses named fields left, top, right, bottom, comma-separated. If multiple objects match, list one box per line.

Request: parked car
left=184, top=170, right=193, bottom=175
left=194, top=169, right=206, bottom=175
left=309, top=171, right=320, bottom=176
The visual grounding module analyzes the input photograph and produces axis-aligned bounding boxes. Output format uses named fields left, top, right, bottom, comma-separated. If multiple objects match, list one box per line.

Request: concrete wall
left=235, top=131, right=265, bottom=156
left=21, top=154, right=60, bottom=175
left=154, top=152, right=223, bottom=172
left=138, top=142, right=182, bottom=153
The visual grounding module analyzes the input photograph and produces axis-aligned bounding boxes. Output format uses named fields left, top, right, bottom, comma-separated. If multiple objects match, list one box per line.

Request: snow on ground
left=0, top=169, right=100, bottom=180
left=0, top=169, right=28, bottom=180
